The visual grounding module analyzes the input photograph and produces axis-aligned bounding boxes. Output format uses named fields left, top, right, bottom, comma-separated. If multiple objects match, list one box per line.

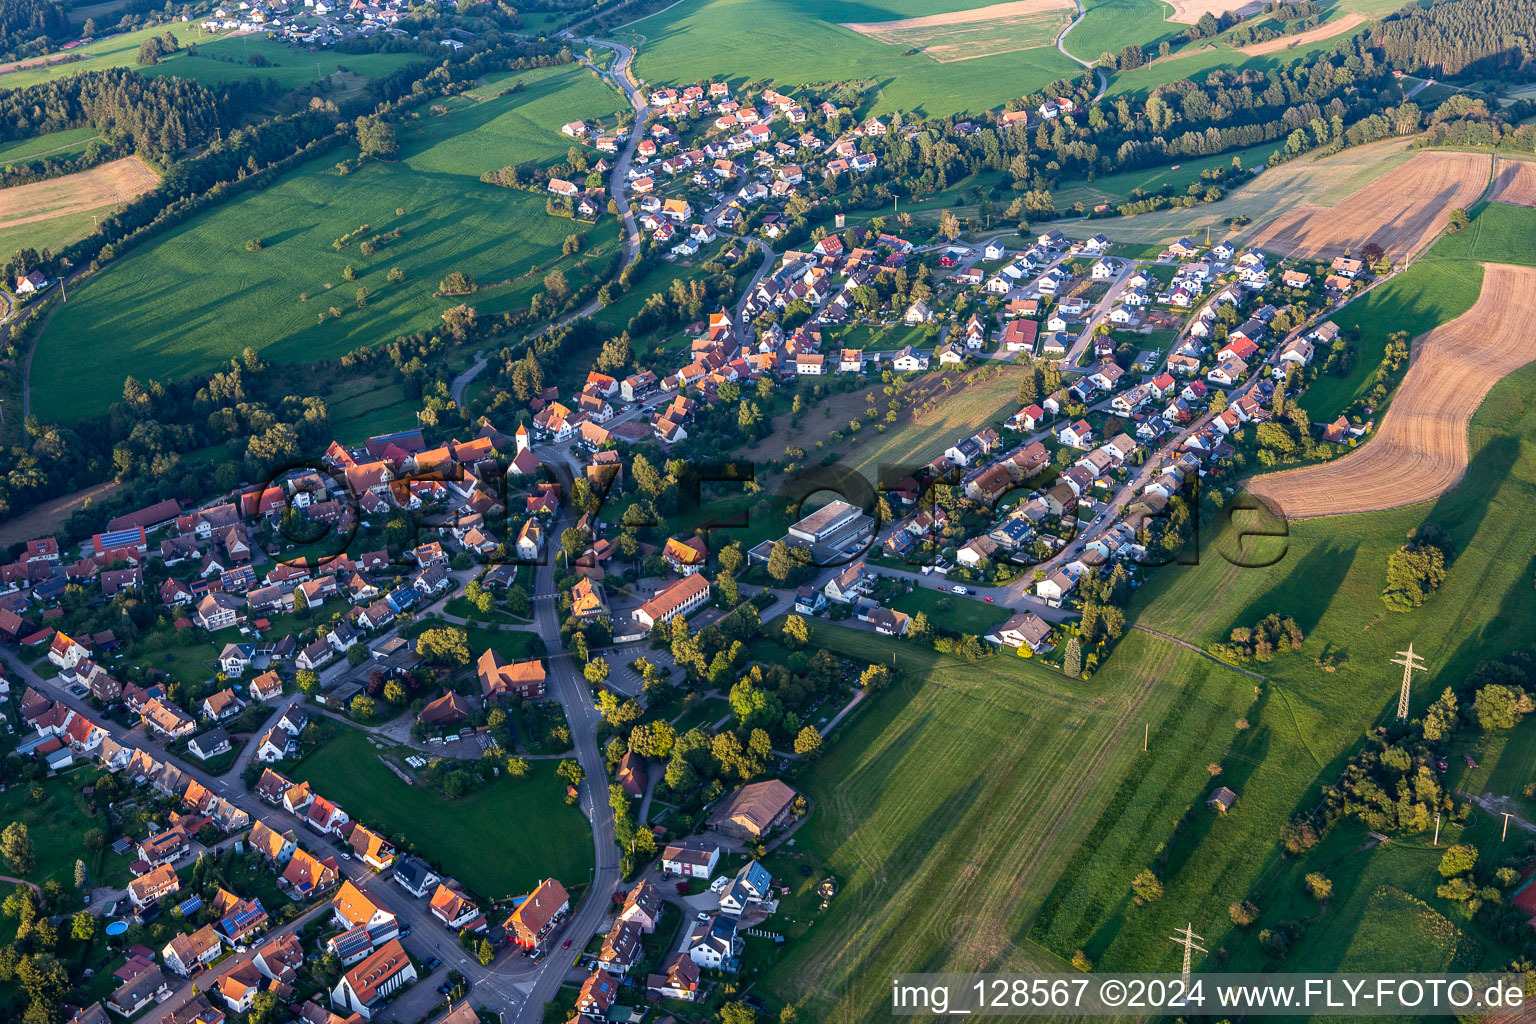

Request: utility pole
left=1144, top=723, right=1148, bottom=752
left=1502, top=812, right=1514, bottom=842
left=1391, top=642, right=1426, bottom=721
left=1168, top=924, right=1205, bottom=984
left=1433, top=811, right=1441, bottom=846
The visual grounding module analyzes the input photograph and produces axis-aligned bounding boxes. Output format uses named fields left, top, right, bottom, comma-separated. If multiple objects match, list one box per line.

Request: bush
left=1229, top=900, right=1259, bottom=926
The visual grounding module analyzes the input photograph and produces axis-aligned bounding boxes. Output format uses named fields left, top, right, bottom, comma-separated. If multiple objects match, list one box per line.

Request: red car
left=984, top=596, right=994, bottom=603
left=562, top=939, right=572, bottom=950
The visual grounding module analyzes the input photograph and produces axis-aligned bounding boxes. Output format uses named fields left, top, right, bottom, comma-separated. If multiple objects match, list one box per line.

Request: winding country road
left=1056, top=0, right=1110, bottom=100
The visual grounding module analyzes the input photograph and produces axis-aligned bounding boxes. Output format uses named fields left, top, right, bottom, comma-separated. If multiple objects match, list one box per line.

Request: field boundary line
left=1130, top=623, right=1266, bottom=681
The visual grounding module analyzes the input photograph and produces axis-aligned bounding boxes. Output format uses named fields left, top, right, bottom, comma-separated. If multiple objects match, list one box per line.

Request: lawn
left=889, top=586, right=1010, bottom=634
left=832, top=321, right=940, bottom=352
left=1032, top=358, right=1536, bottom=975
left=759, top=624, right=1221, bottom=1022
left=31, top=70, right=625, bottom=422
left=0, top=768, right=134, bottom=891
left=326, top=377, right=417, bottom=444
left=670, top=695, right=731, bottom=734
left=1298, top=249, right=1484, bottom=420
left=286, top=726, right=593, bottom=899
left=624, top=0, right=1083, bottom=117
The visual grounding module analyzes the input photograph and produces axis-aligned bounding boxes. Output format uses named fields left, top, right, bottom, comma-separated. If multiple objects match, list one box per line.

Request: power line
left=1391, top=642, right=1426, bottom=721
left=1168, top=924, right=1205, bottom=983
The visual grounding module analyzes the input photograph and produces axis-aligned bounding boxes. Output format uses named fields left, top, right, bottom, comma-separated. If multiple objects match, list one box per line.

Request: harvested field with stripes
left=1248, top=150, right=1490, bottom=260
left=1249, top=263, right=1536, bottom=519
left=0, top=156, right=159, bottom=230
left=1490, top=157, right=1536, bottom=207
left=839, top=0, right=1076, bottom=62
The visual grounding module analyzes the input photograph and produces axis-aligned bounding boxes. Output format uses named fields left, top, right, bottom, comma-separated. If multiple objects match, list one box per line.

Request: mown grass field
left=847, top=365, right=1026, bottom=479
left=1060, top=138, right=1419, bottom=247
left=31, top=68, right=625, bottom=421
left=1424, top=202, right=1536, bottom=270
left=625, top=0, right=1083, bottom=117
left=288, top=725, right=591, bottom=898
left=1032, top=360, right=1536, bottom=973
left=1052, top=138, right=1279, bottom=210
left=0, top=768, right=134, bottom=891
left=890, top=586, right=1011, bottom=633
left=0, top=24, right=413, bottom=91
left=1062, top=0, right=1183, bottom=63
left=1299, top=239, right=1484, bottom=420
left=0, top=126, right=99, bottom=164
left=760, top=624, right=1218, bottom=1022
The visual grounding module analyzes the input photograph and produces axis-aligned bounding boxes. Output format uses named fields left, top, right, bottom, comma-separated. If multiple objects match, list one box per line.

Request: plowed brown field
left=0, top=157, right=159, bottom=229
left=1248, top=150, right=1490, bottom=260
left=1490, top=157, right=1536, bottom=207
left=1166, top=0, right=1260, bottom=24
left=1249, top=263, right=1536, bottom=519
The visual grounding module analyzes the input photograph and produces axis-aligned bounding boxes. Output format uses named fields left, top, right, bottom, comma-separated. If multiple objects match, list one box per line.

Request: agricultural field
left=29, top=71, right=626, bottom=422
left=1299, top=245, right=1484, bottom=420
left=1063, top=0, right=1186, bottom=63
left=761, top=624, right=1219, bottom=1022
left=287, top=725, right=592, bottom=899
left=0, top=23, right=416, bottom=91
left=624, top=0, right=1083, bottom=116
left=840, top=0, right=1077, bottom=63
left=847, top=365, right=1027, bottom=478
left=0, top=157, right=159, bottom=257
left=1425, top=200, right=1536, bottom=269
left=1489, top=156, right=1536, bottom=206
left=1251, top=263, right=1536, bottom=519
left=0, top=126, right=99, bottom=164
left=1034, top=362, right=1536, bottom=972
left=1247, top=150, right=1492, bottom=261
left=1051, top=138, right=1279, bottom=210
left=1058, top=138, right=1421, bottom=246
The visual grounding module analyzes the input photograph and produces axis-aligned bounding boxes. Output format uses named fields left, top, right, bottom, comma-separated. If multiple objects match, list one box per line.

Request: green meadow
left=625, top=0, right=1083, bottom=117
left=0, top=24, right=414, bottom=91
left=761, top=624, right=1226, bottom=1022
left=287, top=725, right=592, bottom=899
left=1033, top=359, right=1536, bottom=973
left=1422, top=201, right=1536, bottom=270
left=30, top=66, right=626, bottom=422
left=1299, top=241, right=1484, bottom=420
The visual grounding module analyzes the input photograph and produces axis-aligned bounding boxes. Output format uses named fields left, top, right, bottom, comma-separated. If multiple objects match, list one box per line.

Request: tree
left=73, top=860, right=87, bottom=891
left=557, top=759, right=586, bottom=786
left=350, top=695, right=376, bottom=719
left=248, top=992, right=281, bottom=1024
left=766, top=540, right=793, bottom=582
left=296, top=669, right=321, bottom=696
left=859, top=664, right=891, bottom=692
left=1472, top=684, right=1524, bottom=731
left=1062, top=636, right=1082, bottom=678
left=383, top=679, right=407, bottom=705
left=417, top=626, right=471, bottom=665
left=793, top=726, right=822, bottom=759
left=347, top=644, right=369, bottom=667
left=506, top=756, right=530, bottom=776
left=1447, top=207, right=1470, bottom=233
left=1383, top=539, right=1447, bottom=611
left=137, top=38, right=163, bottom=65
left=584, top=657, right=610, bottom=687
left=70, top=910, right=95, bottom=942
left=782, top=614, right=810, bottom=649
left=1131, top=868, right=1162, bottom=904
left=1304, top=872, right=1332, bottom=901
left=1229, top=900, right=1259, bottom=926
left=476, top=938, right=495, bottom=965
left=720, top=1002, right=759, bottom=1024
left=355, top=115, right=399, bottom=160
left=938, top=210, right=961, bottom=241
left=1438, top=844, right=1477, bottom=878
left=1, top=822, right=34, bottom=874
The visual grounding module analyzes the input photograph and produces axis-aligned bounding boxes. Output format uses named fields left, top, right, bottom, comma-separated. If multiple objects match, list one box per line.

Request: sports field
left=288, top=725, right=592, bottom=899
left=30, top=67, right=625, bottom=421
left=1033, top=362, right=1536, bottom=972
left=625, top=0, right=1082, bottom=116
left=761, top=625, right=1218, bottom=1022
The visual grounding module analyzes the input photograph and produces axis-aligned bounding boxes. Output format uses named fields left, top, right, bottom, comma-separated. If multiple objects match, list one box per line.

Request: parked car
left=423, top=958, right=442, bottom=974
left=951, top=585, right=968, bottom=595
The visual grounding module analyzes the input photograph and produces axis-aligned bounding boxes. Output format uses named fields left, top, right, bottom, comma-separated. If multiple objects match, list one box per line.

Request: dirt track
left=1247, top=150, right=1490, bottom=260
left=1239, top=13, right=1367, bottom=53
left=0, top=157, right=160, bottom=228
left=1248, top=263, right=1536, bottom=519
left=1490, top=157, right=1536, bottom=207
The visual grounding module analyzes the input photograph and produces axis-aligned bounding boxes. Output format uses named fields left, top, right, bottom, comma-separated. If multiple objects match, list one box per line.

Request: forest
left=0, top=0, right=67, bottom=62
left=1373, top=0, right=1536, bottom=79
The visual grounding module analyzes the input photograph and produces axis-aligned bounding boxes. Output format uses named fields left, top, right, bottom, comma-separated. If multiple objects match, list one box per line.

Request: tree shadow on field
left=1413, top=432, right=1520, bottom=566
left=1229, top=539, right=1357, bottom=641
